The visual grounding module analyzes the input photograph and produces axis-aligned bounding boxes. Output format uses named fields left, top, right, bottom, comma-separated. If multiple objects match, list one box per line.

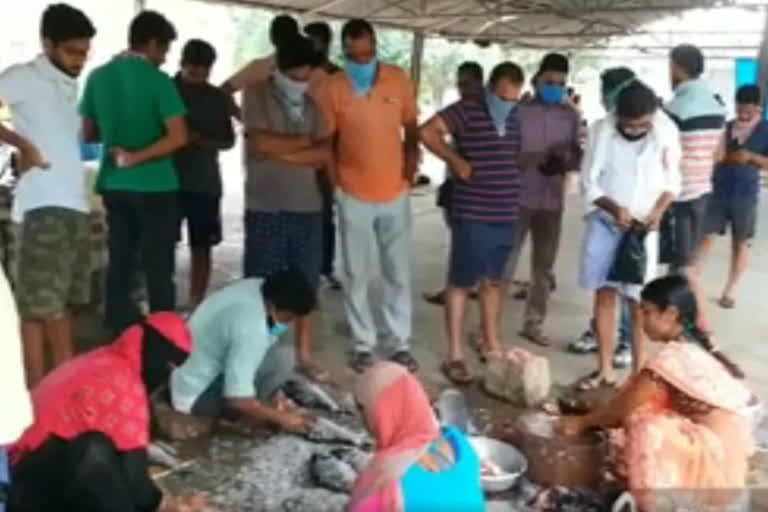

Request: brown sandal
left=441, top=360, right=474, bottom=385
left=520, top=326, right=552, bottom=347
left=574, top=371, right=616, bottom=392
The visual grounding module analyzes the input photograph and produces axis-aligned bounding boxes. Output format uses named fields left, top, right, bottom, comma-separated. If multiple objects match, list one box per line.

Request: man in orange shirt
left=319, top=19, right=420, bottom=373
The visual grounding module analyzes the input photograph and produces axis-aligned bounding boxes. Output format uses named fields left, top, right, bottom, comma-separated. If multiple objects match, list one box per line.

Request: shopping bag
left=659, top=210, right=676, bottom=264
left=607, top=222, right=647, bottom=284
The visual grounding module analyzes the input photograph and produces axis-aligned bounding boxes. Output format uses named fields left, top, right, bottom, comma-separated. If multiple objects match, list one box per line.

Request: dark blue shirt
left=713, top=120, right=768, bottom=200
left=439, top=97, right=520, bottom=223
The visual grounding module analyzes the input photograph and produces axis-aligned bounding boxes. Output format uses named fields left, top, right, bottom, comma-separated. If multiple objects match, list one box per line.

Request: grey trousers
left=336, top=190, right=412, bottom=353
left=190, top=340, right=296, bottom=417
left=504, top=207, right=563, bottom=329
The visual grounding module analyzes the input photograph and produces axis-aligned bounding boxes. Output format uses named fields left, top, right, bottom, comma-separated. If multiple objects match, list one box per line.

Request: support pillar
left=757, top=8, right=768, bottom=102
left=410, top=31, right=425, bottom=96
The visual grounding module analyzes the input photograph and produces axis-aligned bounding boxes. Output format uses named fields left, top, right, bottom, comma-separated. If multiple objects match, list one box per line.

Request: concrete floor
left=175, top=184, right=768, bottom=400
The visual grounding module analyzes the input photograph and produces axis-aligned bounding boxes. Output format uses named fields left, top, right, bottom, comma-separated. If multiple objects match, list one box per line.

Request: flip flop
left=467, top=333, right=501, bottom=363
left=423, top=291, right=446, bottom=306
left=718, top=296, right=735, bottom=309
left=520, top=327, right=552, bottom=347
left=574, top=371, right=616, bottom=392
left=391, top=350, right=420, bottom=373
left=441, top=360, right=474, bottom=385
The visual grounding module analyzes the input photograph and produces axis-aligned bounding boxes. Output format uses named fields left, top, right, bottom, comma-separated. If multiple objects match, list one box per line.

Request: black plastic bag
left=538, top=151, right=568, bottom=176
left=658, top=210, right=676, bottom=264
left=608, top=222, right=648, bottom=284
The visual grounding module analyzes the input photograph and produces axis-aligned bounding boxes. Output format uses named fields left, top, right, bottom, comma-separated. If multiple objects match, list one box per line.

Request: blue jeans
left=617, top=298, right=632, bottom=349
left=1, top=448, right=9, bottom=512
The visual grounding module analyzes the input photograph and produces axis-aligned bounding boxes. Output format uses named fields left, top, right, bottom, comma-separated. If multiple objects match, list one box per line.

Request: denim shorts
left=448, top=219, right=516, bottom=288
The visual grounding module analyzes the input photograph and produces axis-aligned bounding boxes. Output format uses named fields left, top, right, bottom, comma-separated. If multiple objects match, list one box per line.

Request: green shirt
left=80, top=56, right=186, bottom=192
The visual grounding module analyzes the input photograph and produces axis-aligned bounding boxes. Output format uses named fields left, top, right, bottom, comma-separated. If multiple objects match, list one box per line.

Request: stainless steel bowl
left=469, top=436, right=528, bottom=493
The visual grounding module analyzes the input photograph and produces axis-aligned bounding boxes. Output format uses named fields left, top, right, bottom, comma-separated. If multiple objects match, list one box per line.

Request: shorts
left=705, top=195, right=757, bottom=243
left=669, top=194, right=709, bottom=269
left=16, top=207, right=90, bottom=320
left=243, top=211, right=323, bottom=289
left=448, top=219, right=516, bottom=288
left=178, top=192, right=222, bottom=248
left=579, top=210, right=658, bottom=301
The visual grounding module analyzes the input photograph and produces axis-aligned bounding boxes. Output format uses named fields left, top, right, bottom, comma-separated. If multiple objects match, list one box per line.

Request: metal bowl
left=469, top=436, right=528, bottom=493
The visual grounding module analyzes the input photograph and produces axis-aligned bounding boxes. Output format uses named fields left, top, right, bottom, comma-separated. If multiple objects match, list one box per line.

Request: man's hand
left=111, top=147, right=141, bottom=168
left=160, top=492, right=208, bottom=512
left=557, top=415, right=587, bottom=437
left=17, top=143, right=49, bottom=173
left=404, top=149, right=420, bottom=182
left=453, top=158, right=473, bottom=181
left=728, top=149, right=753, bottom=165
left=275, top=409, right=316, bottom=434
left=613, top=206, right=633, bottom=231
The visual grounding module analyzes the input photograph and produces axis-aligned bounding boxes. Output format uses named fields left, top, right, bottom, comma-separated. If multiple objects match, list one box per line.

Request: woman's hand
left=557, top=415, right=587, bottom=437
left=160, top=492, right=208, bottom=512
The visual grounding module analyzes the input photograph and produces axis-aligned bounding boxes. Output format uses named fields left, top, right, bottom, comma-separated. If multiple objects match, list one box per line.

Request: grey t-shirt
left=243, top=79, right=324, bottom=213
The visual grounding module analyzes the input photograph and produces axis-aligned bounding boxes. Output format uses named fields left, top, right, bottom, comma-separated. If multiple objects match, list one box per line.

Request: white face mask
left=273, top=70, right=309, bottom=105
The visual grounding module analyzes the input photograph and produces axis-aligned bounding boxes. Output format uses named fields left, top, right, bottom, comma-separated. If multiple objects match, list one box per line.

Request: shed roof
left=207, top=0, right=765, bottom=48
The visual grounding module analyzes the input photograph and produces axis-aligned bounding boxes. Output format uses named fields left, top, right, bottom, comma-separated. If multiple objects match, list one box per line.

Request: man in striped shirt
left=664, top=44, right=725, bottom=332
left=420, top=62, right=524, bottom=384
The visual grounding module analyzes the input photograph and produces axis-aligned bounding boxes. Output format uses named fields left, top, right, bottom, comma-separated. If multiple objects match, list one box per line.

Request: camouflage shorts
left=16, top=207, right=91, bottom=320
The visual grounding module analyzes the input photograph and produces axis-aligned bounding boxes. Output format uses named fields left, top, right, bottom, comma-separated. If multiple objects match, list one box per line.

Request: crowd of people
left=0, top=2, right=765, bottom=511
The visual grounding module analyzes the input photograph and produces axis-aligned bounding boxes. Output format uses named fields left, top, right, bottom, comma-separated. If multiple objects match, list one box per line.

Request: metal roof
left=205, top=0, right=767, bottom=48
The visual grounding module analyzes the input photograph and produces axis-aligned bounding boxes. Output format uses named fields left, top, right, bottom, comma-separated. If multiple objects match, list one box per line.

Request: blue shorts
left=448, top=219, right=516, bottom=288
left=243, top=211, right=323, bottom=289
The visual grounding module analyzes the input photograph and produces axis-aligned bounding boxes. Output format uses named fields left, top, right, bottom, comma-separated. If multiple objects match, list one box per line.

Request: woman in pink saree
left=561, top=275, right=754, bottom=511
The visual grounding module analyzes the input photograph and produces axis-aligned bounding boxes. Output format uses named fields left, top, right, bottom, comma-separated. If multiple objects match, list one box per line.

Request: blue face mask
left=345, top=58, right=378, bottom=95
left=268, top=318, right=289, bottom=338
left=537, top=84, right=565, bottom=105
left=485, top=90, right=516, bottom=136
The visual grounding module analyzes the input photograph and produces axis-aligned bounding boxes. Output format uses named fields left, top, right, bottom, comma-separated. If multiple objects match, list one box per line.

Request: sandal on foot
left=468, top=333, right=497, bottom=363
left=574, top=371, right=616, bottom=391
left=390, top=350, right=420, bottom=373
left=718, top=296, right=735, bottom=309
left=348, top=351, right=375, bottom=374
left=441, top=360, right=473, bottom=385
left=423, top=291, right=446, bottom=306
left=520, top=326, right=552, bottom=347
left=296, top=362, right=331, bottom=383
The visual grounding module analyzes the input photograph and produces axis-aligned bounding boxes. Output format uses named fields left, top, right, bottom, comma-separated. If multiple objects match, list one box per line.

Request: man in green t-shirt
left=81, top=10, right=188, bottom=334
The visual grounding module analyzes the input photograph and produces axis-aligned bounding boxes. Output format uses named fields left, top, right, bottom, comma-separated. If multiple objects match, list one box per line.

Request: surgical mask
left=485, top=90, right=516, bottom=136
left=345, top=58, right=378, bottom=95
left=273, top=70, right=308, bottom=105
left=268, top=318, right=289, bottom=338
left=536, top=84, right=565, bottom=105
left=617, top=123, right=648, bottom=142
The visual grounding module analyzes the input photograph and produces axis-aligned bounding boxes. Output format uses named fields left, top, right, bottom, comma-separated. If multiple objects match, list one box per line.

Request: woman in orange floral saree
left=561, top=275, right=754, bottom=511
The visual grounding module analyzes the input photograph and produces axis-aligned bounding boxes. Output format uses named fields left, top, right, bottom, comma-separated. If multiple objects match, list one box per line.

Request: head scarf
left=646, top=341, right=751, bottom=413
left=349, top=362, right=439, bottom=512
left=9, top=313, right=193, bottom=465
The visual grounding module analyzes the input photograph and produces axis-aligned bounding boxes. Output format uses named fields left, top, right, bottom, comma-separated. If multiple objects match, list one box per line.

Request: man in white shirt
left=0, top=268, right=33, bottom=512
left=170, top=269, right=317, bottom=433
left=578, top=81, right=681, bottom=389
left=0, top=4, right=96, bottom=388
